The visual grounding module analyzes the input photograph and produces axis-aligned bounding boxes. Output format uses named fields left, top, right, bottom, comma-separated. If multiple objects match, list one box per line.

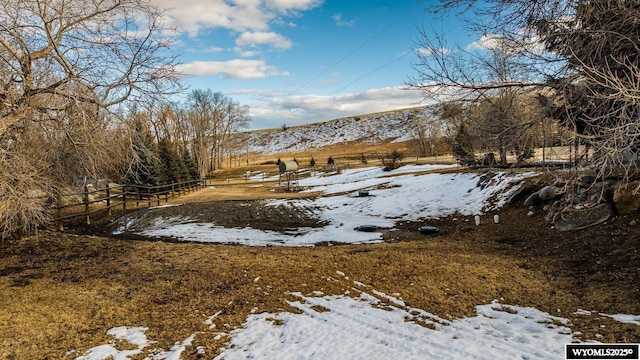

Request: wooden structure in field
left=278, top=160, right=299, bottom=191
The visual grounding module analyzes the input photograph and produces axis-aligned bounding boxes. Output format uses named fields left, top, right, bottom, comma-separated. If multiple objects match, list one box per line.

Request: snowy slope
left=246, top=106, right=439, bottom=155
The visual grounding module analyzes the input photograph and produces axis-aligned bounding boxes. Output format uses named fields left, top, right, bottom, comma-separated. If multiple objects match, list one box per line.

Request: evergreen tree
left=182, top=150, right=200, bottom=181
left=452, top=123, right=476, bottom=166
left=158, top=138, right=182, bottom=184
left=127, top=121, right=165, bottom=186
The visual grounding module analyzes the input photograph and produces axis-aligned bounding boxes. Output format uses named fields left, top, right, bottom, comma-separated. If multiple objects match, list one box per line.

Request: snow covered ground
left=73, top=165, right=640, bottom=359
left=73, top=271, right=639, bottom=360
left=115, top=164, right=532, bottom=246
left=246, top=107, right=434, bottom=155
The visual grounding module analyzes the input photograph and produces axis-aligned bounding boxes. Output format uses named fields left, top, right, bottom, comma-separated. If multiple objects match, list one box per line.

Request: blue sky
left=153, top=0, right=474, bottom=129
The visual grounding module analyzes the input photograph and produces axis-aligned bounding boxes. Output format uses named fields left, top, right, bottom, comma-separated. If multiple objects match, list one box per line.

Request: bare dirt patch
left=109, top=200, right=326, bottom=238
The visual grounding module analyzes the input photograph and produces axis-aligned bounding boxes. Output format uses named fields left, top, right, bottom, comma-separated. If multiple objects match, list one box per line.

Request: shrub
left=381, top=150, right=404, bottom=171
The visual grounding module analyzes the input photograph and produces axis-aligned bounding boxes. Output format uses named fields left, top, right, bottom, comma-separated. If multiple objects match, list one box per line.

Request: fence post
left=106, top=186, right=112, bottom=215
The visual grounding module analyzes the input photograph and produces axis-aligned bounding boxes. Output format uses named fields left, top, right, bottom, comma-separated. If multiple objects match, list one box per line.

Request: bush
left=381, top=150, right=404, bottom=171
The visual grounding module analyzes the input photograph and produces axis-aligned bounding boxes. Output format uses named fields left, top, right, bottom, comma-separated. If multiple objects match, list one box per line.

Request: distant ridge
left=246, top=105, right=438, bottom=155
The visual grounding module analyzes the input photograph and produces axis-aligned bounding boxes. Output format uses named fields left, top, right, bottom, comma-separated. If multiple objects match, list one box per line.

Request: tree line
left=125, top=90, right=249, bottom=186
left=408, top=96, right=551, bottom=166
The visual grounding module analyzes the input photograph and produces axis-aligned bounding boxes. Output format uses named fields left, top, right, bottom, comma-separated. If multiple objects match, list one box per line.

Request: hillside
left=246, top=106, right=437, bottom=155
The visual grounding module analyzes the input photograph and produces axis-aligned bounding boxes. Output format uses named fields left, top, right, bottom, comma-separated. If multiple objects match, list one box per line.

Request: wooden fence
left=53, top=179, right=204, bottom=230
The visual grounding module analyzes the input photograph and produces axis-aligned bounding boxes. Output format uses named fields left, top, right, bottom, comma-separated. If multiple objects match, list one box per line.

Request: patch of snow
left=599, top=313, right=640, bottom=326
left=152, top=333, right=196, bottom=360
left=149, top=204, right=183, bottom=210
left=214, top=292, right=574, bottom=360
left=72, top=280, right=640, bottom=360
left=74, top=328, right=196, bottom=360
left=74, top=327, right=149, bottom=360
left=574, top=309, right=594, bottom=316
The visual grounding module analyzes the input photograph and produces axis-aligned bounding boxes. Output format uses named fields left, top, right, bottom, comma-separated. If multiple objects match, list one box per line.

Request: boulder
left=523, top=192, right=541, bottom=207
left=613, top=181, right=640, bottom=215
left=538, top=185, right=559, bottom=201
left=553, top=203, right=613, bottom=231
left=508, top=182, right=540, bottom=204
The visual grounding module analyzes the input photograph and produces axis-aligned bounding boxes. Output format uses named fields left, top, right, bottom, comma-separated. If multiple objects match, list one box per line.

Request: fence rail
left=53, top=179, right=204, bottom=230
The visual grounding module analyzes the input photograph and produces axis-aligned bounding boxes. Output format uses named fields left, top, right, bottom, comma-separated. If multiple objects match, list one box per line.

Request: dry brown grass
left=243, top=140, right=455, bottom=172
left=0, top=230, right=555, bottom=359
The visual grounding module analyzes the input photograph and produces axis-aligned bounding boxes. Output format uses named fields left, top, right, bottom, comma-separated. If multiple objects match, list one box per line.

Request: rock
left=613, top=181, right=640, bottom=215
left=553, top=203, right=613, bottom=231
left=523, top=192, right=541, bottom=207
left=630, top=220, right=637, bottom=226
left=508, top=183, right=539, bottom=204
left=538, top=185, right=558, bottom=201
left=527, top=211, right=534, bottom=216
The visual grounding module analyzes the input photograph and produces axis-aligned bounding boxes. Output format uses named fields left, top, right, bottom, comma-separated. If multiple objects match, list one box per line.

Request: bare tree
left=409, top=28, right=541, bottom=166
left=0, top=0, right=180, bottom=237
left=185, top=90, right=250, bottom=177
left=412, top=111, right=441, bottom=157
left=217, top=101, right=249, bottom=169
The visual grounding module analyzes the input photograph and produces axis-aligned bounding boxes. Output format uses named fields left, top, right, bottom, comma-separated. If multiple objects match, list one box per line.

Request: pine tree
left=182, top=150, right=200, bottom=181
left=452, top=123, right=476, bottom=166
left=158, top=138, right=182, bottom=184
left=127, top=121, right=165, bottom=186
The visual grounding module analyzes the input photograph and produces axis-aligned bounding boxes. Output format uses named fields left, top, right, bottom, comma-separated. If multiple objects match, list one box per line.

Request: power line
left=289, top=11, right=410, bottom=96
left=329, top=50, right=411, bottom=95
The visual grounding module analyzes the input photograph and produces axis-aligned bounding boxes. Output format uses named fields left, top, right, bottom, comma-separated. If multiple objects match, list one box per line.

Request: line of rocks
left=513, top=176, right=640, bottom=231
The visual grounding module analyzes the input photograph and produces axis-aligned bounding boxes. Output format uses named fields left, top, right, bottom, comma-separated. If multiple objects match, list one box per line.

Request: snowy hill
left=246, top=105, right=438, bottom=155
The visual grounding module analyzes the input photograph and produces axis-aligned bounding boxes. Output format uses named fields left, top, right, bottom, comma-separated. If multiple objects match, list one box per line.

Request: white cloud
left=416, top=47, right=451, bottom=56
left=153, top=0, right=271, bottom=36
left=466, top=33, right=504, bottom=51
left=153, top=0, right=322, bottom=37
left=332, top=13, right=357, bottom=27
left=238, top=86, right=428, bottom=129
left=186, top=46, right=225, bottom=54
left=176, top=59, right=289, bottom=79
left=236, top=31, right=293, bottom=50
left=235, top=49, right=262, bottom=57
left=266, top=0, right=324, bottom=12
left=466, top=33, right=546, bottom=55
